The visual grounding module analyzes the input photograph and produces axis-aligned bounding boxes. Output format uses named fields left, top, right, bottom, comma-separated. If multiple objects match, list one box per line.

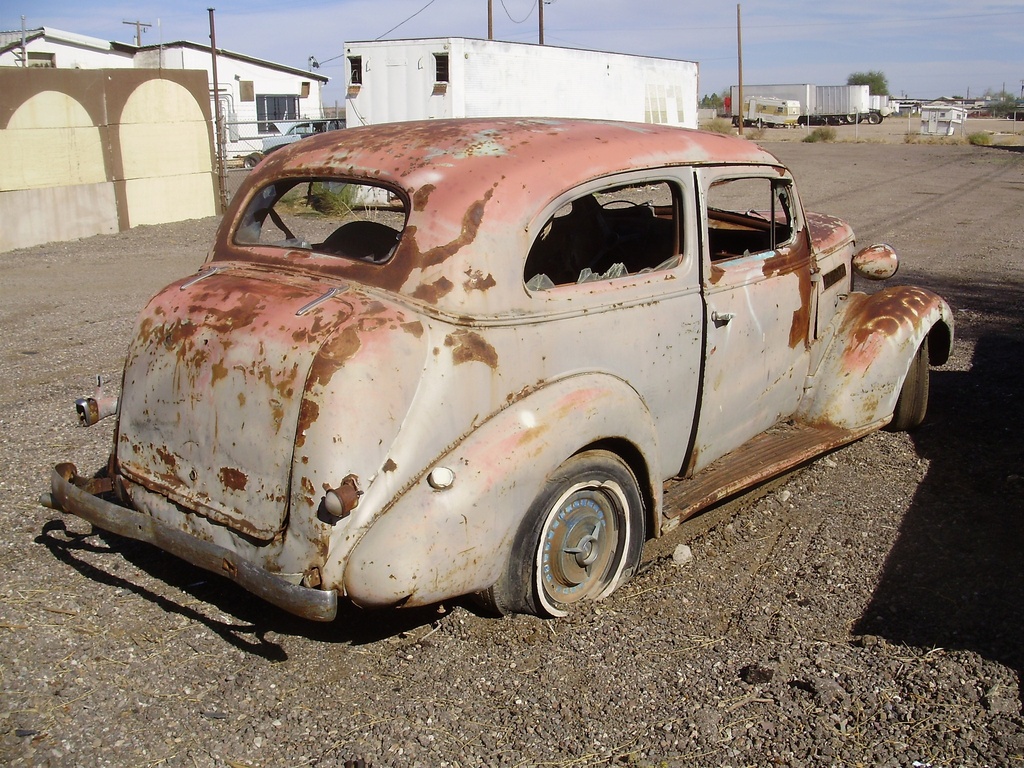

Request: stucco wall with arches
left=0, top=68, right=217, bottom=252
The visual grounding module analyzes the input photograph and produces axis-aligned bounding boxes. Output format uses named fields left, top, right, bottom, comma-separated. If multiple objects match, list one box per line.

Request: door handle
left=711, top=310, right=735, bottom=325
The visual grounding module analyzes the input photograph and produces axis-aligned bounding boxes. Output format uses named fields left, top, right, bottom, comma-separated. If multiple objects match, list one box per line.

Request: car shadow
left=36, top=519, right=452, bottom=657
left=854, top=279, right=1024, bottom=692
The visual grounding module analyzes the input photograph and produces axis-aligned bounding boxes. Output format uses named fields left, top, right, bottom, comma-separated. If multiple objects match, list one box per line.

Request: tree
left=700, top=92, right=725, bottom=111
left=847, top=71, right=889, bottom=96
left=990, top=92, right=1020, bottom=118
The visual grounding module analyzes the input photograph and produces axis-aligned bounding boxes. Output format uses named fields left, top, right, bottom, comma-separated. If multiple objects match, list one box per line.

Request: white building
left=344, top=38, right=699, bottom=129
left=0, top=26, right=135, bottom=69
left=0, top=27, right=330, bottom=160
left=920, top=103, right=967, bottom=136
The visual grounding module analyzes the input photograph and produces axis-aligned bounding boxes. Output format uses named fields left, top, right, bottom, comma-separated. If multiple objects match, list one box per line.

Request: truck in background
left=730, top=84, right=894, bottom=125
left=734, top=96, right=801, bottom=128
left=344, top=37, right=699, bottom=129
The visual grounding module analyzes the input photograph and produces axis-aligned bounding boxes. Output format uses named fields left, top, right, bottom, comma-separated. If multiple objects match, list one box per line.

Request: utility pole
left=736, top=4, right=744, bottom=136
left=208, top=8, right=228, bottom=212
left=539, top=0, right=545, bottom=45
left=488, top=0, right=493, bottom=40
left=122, top=19, right=152, bottom=46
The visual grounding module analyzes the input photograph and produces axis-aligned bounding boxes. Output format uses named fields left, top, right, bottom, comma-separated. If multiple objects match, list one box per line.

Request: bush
left=967, top=132, right=993, bottom=146
left=802, top=126, right=837, bottom=143
left=702, top=117, right=735, bottom=135
left=307, top=182, right=357, bottom=216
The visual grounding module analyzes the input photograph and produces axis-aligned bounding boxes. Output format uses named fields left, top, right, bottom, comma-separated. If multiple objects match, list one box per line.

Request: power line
left=501, top=0, right=536, bottom=25
left=376, top=0, right=441, bottom=40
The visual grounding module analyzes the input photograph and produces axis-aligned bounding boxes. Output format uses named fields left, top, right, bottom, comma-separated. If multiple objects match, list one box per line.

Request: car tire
left=479, top=450, right=645, bottom=617
left=887, top=341, right=930, bottom=432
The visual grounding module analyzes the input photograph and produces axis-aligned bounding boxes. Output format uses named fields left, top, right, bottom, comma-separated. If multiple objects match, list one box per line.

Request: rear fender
left=338, top=374, right=660, bottom=608
left=799, top=286, right=953, bottom=429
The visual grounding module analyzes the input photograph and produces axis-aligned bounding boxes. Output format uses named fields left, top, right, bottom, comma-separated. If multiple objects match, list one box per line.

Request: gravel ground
left=1, top=137, right=1022, bottom=768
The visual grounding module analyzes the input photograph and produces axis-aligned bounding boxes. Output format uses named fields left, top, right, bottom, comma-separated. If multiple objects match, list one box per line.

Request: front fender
left=799, top=286, right=953, bottom=429
left=339, top=373, right=661, bottom=608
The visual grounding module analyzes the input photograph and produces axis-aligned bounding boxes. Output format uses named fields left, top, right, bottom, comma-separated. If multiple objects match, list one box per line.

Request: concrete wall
left=0, top=68, right=217, bottom=252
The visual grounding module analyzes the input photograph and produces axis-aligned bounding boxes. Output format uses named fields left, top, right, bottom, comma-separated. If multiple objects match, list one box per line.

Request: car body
left=47, top=118, right=953, bottom=621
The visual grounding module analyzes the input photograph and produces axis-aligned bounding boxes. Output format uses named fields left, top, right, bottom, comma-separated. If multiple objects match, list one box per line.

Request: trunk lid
left=117, top=267, right=356, bottom=541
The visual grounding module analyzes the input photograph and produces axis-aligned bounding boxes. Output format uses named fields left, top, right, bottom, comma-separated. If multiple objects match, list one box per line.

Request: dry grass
left=701, top=117, right=735, bottom=135
left=802, top=126, right=837, bottom=143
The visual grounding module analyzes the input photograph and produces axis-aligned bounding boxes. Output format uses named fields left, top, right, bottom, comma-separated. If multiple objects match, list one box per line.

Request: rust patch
left=789, top=257, right=813, bottom=349
left=412, top=183, right=435, bottom=212
left=463, top=269, right=496, bottom=292
left=418, top=188, right=494, bottom=269
left=218, top=466, right=249, bottom=491
left=412, top=276, right=454, bottom=304
left=211, top=360, right=228, bottom=384
left=383, top=458, right=398, bottom=472
left=295, top=398, right=321, bottom=449
left=155, top=447, right=177, bottom=470
left=306, top=325, right=362, bottom=390
left=400, top=320, right=424, bottom=338
left=839, top=287, right=940, bottom=372
left=444, top=330, right=499, bottom=369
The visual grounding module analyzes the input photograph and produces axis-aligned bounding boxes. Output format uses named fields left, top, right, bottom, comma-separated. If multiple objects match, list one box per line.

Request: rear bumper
left=47, top=463, right=338, bottom=622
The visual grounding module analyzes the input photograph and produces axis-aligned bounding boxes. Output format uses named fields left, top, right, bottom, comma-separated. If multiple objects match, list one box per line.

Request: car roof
left=274, top=117, right=780, bottom=194
left=225, top=118, right=786, bottom=317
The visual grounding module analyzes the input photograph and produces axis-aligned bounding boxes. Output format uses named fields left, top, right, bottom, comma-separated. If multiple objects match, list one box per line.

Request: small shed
left=920, top=103, right=966, bottom=136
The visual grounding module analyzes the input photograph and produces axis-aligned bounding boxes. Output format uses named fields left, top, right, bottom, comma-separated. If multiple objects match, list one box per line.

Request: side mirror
left=852, top=243, right=899, bottom=280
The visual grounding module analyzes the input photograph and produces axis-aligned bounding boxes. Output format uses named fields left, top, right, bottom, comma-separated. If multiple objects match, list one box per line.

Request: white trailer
left=735, top=96, right=800, bottom=128
left=344, top=38, right=698, bottom=129
left=730, top=83, right=891, bottom=125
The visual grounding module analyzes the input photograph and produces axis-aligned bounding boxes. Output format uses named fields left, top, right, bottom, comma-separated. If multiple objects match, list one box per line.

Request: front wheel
left=480, top=450, right=645, bottom=617
left=887, top=341, right=930, bottom=432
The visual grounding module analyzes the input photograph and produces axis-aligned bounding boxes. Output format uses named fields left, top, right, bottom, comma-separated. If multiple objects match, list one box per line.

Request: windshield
left=234, top=178, right=408, bottom=264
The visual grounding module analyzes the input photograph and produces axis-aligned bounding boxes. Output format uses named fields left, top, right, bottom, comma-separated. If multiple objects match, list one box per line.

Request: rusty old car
left=46, top=118, right=953, bottom=621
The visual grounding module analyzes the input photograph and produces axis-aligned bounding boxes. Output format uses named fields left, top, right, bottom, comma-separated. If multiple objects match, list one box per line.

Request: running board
left=661, top=421, right=882, bottom=532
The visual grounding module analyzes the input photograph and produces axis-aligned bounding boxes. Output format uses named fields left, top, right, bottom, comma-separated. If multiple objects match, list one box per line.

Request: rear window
left=234, top=178, right=407, bottom=264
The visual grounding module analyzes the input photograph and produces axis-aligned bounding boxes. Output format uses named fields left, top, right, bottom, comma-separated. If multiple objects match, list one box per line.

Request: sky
left=5, top=1, right=1023, bottom=106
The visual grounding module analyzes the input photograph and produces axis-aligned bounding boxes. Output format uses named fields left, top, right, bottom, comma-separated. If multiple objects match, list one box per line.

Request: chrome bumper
left=46, top=463, right=338, bottom=622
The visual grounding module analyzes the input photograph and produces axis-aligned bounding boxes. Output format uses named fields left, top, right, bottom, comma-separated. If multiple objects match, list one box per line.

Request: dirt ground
left=1, top=130, right=1023, bottom=767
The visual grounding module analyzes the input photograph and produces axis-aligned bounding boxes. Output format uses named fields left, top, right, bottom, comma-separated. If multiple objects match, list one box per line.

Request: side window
left=706, top=176, right=795, bottom=261
left=524, top=181, right=681, bottom=291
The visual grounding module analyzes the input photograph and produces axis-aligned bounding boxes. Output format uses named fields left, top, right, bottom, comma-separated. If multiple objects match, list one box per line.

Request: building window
left=349, top=56, right=362, bottom=86
left=257, top=94, right=299, bottom=133
left=434, top=53, right=449, bottom=83
left=26, top=51, right=56, bottom=68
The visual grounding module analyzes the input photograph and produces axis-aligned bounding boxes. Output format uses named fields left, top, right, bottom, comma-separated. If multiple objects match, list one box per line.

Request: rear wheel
left=887, top=341, right=930, bottom=431
left=480, top=450, right=645, bottom=617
